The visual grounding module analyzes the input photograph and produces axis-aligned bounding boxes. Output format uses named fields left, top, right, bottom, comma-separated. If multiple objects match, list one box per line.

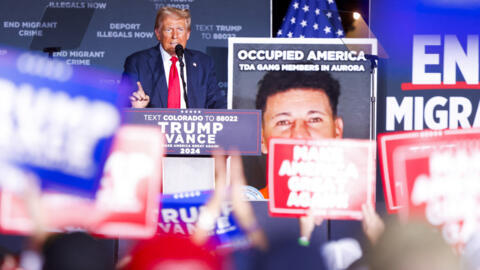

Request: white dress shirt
left=160, top=44, right=188, bottom=108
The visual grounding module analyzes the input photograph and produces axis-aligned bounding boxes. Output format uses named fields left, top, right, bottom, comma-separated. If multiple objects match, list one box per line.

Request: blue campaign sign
left=123, top=108, right=262, bottom=155
left=159, top=191, right=249, bottom=249
left=0, top=46, right=126, bottom=198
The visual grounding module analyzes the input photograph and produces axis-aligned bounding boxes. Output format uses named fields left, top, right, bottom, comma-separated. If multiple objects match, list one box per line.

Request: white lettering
left=412, top=35, right=441, bottom=84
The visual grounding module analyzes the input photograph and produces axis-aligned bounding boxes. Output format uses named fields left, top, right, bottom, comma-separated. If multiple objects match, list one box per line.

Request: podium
left=162, top=157, right=215, bottom=194
left=123, top=108, right=262, bottom=194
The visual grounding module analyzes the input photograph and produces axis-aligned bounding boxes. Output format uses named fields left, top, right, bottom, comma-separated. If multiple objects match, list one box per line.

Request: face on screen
left=155, top=16, right=190, bottom=56
left=261, top=88, right=343, bottom=154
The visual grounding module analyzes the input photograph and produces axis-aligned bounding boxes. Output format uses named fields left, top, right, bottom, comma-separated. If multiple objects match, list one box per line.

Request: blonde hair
left=154, top=7, right=191, bottom=31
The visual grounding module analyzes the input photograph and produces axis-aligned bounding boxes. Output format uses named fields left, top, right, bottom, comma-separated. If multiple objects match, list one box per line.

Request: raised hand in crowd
left=298, top=203, right=384, bottom=247
left=229, top=154, right=268, bottom=251
left=298, top=211, right=323, bottom=246
left=193, top=152, right=268, bottom=251
left=361, top=203, right=385, bottom=245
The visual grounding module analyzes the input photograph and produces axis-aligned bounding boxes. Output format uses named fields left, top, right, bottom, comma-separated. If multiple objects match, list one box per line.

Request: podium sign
left=268, top=138, right=375, bottom=220
left=124, top=108, right=261, bottom=155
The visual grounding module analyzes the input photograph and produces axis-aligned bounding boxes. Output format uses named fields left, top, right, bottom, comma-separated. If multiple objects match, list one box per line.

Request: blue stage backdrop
left=0, top=0, right=271, bottom=92
left=371, top=0, right=480, bottom=134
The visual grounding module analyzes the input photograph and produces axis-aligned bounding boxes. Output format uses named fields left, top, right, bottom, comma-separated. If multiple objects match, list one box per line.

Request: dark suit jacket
left=122, top=45, right=226, bottom=109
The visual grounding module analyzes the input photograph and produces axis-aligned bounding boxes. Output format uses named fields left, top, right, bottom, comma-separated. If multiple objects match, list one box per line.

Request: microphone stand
left=365, top=54, right=378, bottom=140
left=177, top=54, right=189, bottom=108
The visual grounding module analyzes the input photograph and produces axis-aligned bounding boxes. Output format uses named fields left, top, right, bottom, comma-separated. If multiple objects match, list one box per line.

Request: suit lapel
left=148, top=46, right=168, bottom=107
left=185, top=49, right=198, bottom=108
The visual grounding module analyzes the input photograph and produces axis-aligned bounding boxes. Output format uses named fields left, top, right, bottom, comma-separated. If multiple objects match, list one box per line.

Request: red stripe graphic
left=401, top=82, right=480, bottom=90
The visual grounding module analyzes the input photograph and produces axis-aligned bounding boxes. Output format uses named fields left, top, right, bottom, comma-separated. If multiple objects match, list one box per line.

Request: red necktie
left=167, top=56, right=181, bottom=108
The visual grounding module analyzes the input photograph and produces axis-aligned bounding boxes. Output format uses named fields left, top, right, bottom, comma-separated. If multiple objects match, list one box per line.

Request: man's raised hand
left=129, top=81, right=150, bottom=108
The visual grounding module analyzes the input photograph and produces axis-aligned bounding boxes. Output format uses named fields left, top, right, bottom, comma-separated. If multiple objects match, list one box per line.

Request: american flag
left=276, top=0, right=344, bottom=38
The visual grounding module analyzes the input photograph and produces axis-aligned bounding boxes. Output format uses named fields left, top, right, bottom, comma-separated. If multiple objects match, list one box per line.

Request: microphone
left=175, top=44, right=184, bottom=60
left=175, top=44, right=188, bottom=108
left=365, top=54, right=379, bottom=73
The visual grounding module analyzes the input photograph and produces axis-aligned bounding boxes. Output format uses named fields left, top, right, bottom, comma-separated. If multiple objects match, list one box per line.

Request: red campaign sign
left=0, top=125, right=163, bottom=238
left=378, top=128, right=480, bottom=248
left=378, top=128, right=480, bottom=213
left=268, top=138, right=376, bottom=220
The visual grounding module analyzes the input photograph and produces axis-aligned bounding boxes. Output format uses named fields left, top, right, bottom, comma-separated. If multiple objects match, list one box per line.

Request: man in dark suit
left=123, top=7, right=226, bottom=109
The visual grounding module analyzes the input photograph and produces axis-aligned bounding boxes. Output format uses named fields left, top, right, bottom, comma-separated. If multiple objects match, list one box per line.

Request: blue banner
left=0, top=0, right=271, bottom=95
left=0, top=46, right=126, bottom=198
left=123, top=108, right=261, bottom=155
left=159, top=191, right=248, bottom=249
